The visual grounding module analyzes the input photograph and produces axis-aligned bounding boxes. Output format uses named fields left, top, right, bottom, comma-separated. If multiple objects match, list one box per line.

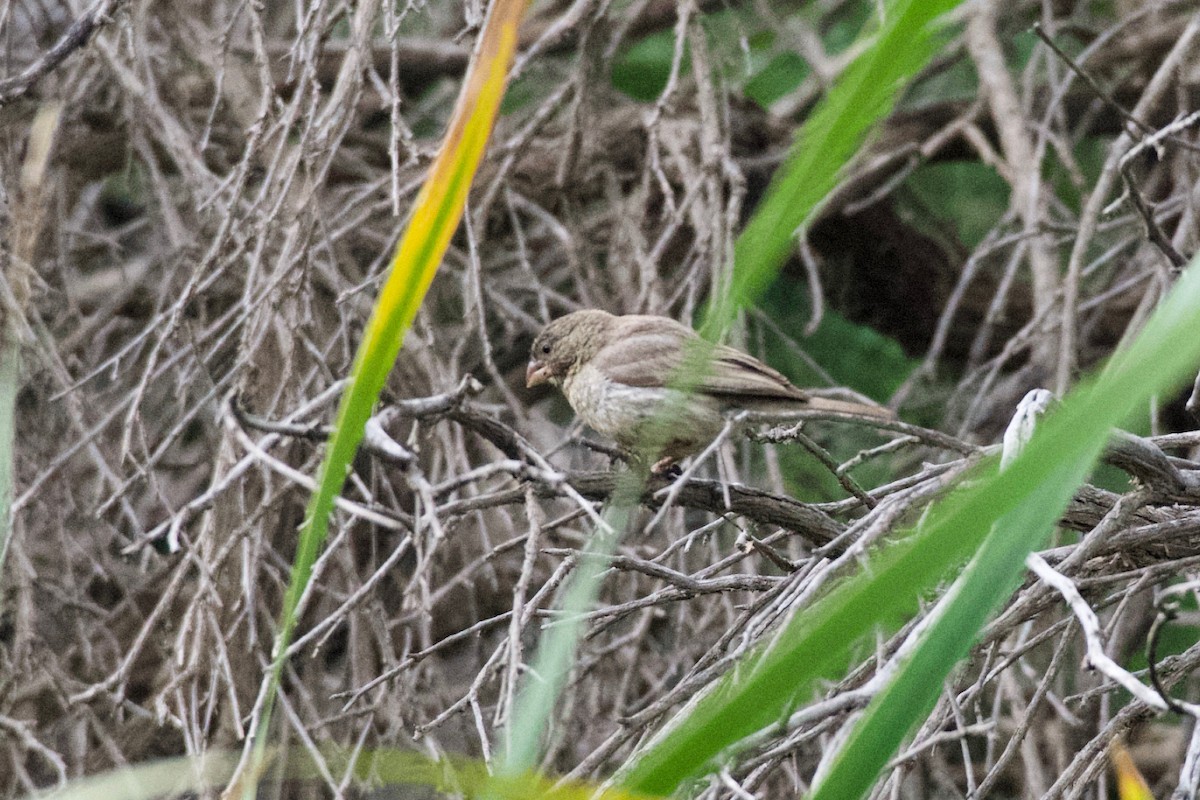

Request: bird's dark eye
left=540, top=343, right=551, bottom=355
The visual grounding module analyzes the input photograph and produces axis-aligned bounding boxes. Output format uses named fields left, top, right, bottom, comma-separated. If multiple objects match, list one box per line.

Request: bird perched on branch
left=526, top=310, right=894, bottom=472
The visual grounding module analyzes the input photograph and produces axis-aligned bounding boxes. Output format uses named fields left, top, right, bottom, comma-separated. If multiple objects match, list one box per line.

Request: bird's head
left=526, top=310, right=615, bottom=388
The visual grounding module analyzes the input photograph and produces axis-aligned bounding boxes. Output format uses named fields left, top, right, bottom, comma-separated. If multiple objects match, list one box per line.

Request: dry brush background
left=3, top=0, right=1200, bottom=797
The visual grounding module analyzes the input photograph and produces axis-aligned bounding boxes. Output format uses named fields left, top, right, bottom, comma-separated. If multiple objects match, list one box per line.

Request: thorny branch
left=0, top=0, right=126, bottom=107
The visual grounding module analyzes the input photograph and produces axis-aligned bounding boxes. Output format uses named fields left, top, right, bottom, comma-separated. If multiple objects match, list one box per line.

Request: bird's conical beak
left=526, top=359, right=551, bottom=388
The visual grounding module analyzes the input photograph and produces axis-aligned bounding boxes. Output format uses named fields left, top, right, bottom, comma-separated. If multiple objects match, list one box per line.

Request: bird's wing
left=586, top=316, right=693, bottom=386
left=702, top=346, right=809, bottom=401
left=589, top=317, right=808, bottom=401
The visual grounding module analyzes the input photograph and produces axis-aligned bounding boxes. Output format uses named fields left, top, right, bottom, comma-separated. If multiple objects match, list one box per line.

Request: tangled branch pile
left=2, top=0, right=1200, bottom=797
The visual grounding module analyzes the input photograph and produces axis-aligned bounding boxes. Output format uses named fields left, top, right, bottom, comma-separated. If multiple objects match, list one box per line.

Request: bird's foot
left=650, top=457, right=682, bottom=477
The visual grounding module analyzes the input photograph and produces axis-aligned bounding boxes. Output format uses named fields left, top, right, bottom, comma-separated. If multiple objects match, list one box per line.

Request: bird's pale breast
left=563, top=363, right=725, bottom=451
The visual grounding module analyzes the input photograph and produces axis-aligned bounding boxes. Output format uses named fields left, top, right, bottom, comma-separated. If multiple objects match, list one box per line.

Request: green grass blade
left=621, top=255, right=1200, bottom=797
left=499, top=471, right=645, bottom=774
left=496, top=0, right=961, bottom=774
left=0, top=104, right=59, bottom=599
left=703, top=0, right=959, bottom=337
left=607, top=1, right=970, bottom=793
left=240, top=1, right=530, bottom=794
left=500, top=0, right=964, bottom=781
left=0, top=330, right=19, bottom=590
left=321, top=746, right=660, bottom=799
left=22, top=747, right=660, bottom=800
left=809, top=253, right=1200, bottom=799
left=30, top=753, right=237, bottom=800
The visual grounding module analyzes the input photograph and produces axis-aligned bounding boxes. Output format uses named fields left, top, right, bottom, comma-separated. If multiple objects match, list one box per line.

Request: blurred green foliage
left=610, top=27, right=679, bottom=101
left=1125, top=583, right=1200, bottom=674
left=905, top=161, right=1010, bottom=249
left=1049, top=134, right=1109, bottom=212
left=763, top=294, right=914, bottom=401
left=99, top=163, right=148, bottom=225
left=743, top=49, right=809, bottom=106
left=752, top=278, right=915, bottom=499
left=610, top=1, right=873, bottom=107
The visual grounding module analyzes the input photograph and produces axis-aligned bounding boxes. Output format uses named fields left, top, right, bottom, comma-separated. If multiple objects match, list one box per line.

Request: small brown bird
left=526, top=310, right=894, bottom=471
